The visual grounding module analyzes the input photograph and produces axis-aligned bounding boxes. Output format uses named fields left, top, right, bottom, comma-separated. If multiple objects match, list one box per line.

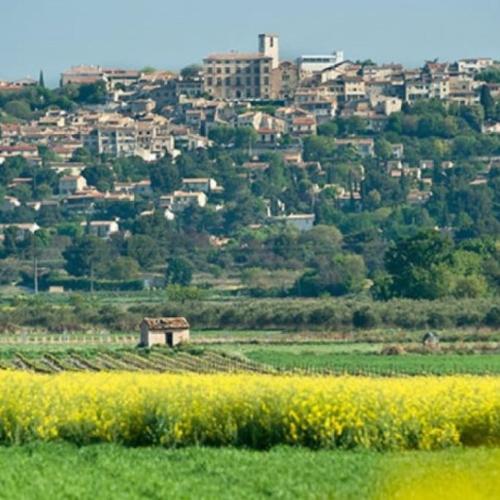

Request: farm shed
left=140, top=317, right=190, bottom=347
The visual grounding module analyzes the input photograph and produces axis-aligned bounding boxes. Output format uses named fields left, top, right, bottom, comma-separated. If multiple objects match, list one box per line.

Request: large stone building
left=203, top=34, right=279, bottom=100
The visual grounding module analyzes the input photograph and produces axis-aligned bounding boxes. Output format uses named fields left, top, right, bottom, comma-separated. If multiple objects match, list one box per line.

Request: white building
left=84, top=220, right=120, bottom=239
left=298, top=51, right=344, bottom=75
left=181, top=178, right=218, bottom=193
left=457, top=58, right=494, bottom=76
left=273, top=214, right=315, bottom=231
left=159, top=191, right=208, bottom=212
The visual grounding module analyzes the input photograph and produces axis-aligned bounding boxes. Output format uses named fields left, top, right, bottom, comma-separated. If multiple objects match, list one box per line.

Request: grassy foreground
left=0, top=444, right=498, bottom=499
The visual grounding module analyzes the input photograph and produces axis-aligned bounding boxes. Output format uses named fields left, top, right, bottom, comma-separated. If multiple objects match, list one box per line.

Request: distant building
left=60, top=65, right=141, bottom=90
left=84, top=220, right=120, bottom=239
left=1, top=196, right=21, bottom=212
left=60, top=65, right=105, bottom=86
left=59, top=175, right=88, bottom=195
left=203, top=34, right=279, bottom=100
left=159, top=191, right=208, bottom=212
left=0, top=223, right=40, bottom=240
left=181, top=178, right=218, bottom=193
left=334, top=138, right=375, bottom=158
left=297, top=51, right=344, bottom=76
left=273, top=213, right=315, bottom=231
left=457, top=58, right=493, bottom=76
left=140, top=317, right=190, bottom=347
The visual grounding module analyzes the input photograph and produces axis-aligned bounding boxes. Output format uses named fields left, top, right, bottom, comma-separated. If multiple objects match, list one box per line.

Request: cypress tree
left=480, top=85, right=494, bottom=120
left=39, top=70, right=45, bottom=88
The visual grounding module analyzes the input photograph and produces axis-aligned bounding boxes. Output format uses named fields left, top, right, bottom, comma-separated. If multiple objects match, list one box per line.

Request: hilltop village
left=0, top=34, right=499, bottom=298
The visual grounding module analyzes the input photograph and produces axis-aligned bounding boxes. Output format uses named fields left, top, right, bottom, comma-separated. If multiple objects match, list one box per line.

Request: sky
left=1, top=0, right=499, bottom=86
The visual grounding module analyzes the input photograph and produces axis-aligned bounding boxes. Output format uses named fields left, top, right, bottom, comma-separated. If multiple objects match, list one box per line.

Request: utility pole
left=33, top=256, right=38, bottom=294
left=90, top=260, right=95, bottom=294
left=33, top=235, right=38, bottom=294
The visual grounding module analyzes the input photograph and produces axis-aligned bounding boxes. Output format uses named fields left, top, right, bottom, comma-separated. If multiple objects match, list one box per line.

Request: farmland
left=0, top=325, right=498, bottom=498
left=0, top=342, right=498, bottom=375
left=0, top=346, right=272, bottom=374
left=0, top=444, right=498, bottom=500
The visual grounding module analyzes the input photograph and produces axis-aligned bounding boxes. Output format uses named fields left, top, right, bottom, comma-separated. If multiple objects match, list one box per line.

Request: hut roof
left=142, top=317, right=190, bottom=330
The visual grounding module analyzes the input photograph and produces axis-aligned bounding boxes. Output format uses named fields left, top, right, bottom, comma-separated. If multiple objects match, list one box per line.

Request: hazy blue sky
left=1, top=0, right=499, bottom=86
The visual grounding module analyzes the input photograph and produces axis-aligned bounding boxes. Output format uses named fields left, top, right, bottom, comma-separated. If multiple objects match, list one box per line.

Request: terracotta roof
left=142, top=317, right=190, bottom=330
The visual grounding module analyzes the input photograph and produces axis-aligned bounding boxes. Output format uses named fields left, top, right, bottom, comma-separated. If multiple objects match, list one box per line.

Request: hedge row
left=135, top=298, right=500, bottom=331
left=0, top=298, right=499, bottom=333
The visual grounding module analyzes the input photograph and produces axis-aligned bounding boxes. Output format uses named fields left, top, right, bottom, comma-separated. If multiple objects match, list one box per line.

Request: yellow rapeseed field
left=0, top=372, right=498, bottom=450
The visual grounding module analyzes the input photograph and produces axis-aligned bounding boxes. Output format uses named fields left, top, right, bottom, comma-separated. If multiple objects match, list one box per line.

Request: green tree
left=126, top=235, right=164, bottom=269
left=374, top=138, right=393, bottom=161
left=38, top=70, right=45, bottom=88
left=180, top=64, right=203, bottom=79
left=103, top=256, right=141, bottom=280
left=383, top=231, right=454, bottom=299
left=295, top=253, right=366, bottom=297
left=480, top=85, right=495, bottom=121
left=4, top=100, right=33, bottom=120
left=82, top=164, right=114, bottom=191
left=149, top=160, right=180, bottom=193
left=75, top=81, right=107, bottom=105
left=165, top=256, right=193, bottom=286
left=62, top=236, right=110, bottom=278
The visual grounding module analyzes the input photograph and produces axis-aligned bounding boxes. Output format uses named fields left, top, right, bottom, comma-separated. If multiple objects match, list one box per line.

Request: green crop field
left=244, top=348, right=500, bottom=375
left=0, top=343, right=498, bottom=375
left=0, top=444, right=497, bottom=500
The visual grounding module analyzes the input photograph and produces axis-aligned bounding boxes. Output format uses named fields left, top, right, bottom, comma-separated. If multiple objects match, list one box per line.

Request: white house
left=83, top=220, right=120, bottom=239
left=181, top=178, right=218, bottom=193
left=159, top=191, right=208, bottom=212
left=273, top=214, right=315, bottom=232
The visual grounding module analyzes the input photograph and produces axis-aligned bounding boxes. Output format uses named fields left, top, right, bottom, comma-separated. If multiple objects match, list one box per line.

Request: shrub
left=353, top=307, right=380, bottom=329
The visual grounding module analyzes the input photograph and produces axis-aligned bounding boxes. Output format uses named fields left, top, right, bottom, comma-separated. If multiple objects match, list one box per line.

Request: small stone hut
left=140, top=317, right=190, bottom=347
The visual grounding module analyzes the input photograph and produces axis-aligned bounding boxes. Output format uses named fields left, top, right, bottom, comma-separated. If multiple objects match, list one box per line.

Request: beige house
left=59, top=175, right=88, bottom=195
left=140, top=317, right=190, bottom=347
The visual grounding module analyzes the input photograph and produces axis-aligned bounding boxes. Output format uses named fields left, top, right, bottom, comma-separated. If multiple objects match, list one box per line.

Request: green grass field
left=0, top=444, right=497, bottom=500
left=211, top=341, right=500, bottom=375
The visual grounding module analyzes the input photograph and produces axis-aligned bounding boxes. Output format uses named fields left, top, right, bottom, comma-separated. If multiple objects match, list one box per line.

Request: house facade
left=140, top=317, right=190, bottom=347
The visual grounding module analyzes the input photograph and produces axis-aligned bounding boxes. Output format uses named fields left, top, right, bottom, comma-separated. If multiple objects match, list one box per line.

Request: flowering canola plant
left=0, top=372, right=498, bottom=450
